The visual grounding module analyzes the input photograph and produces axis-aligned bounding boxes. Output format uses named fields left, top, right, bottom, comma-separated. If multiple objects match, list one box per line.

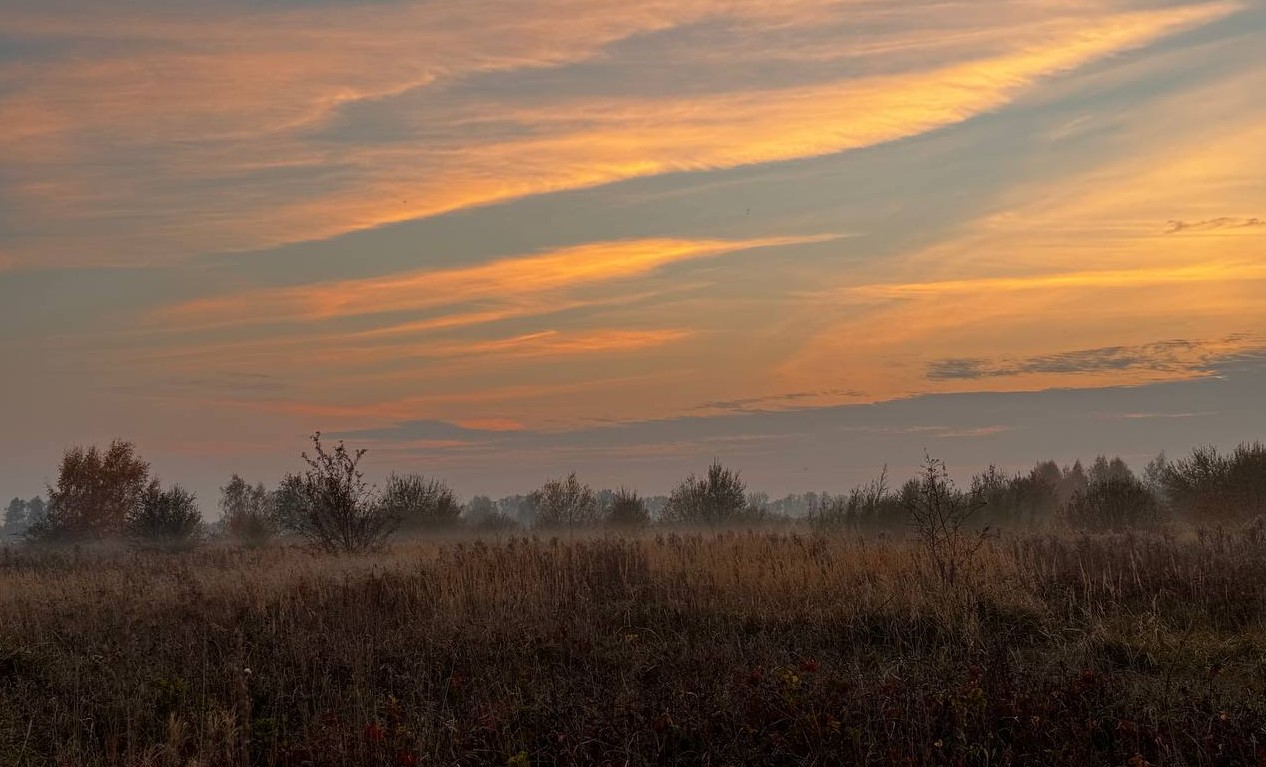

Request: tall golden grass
left=2, top=528, right=1265, bottom=765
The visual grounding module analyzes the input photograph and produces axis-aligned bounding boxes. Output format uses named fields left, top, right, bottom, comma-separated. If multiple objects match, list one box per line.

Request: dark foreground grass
left=2, top=530, right=1265, bottom=766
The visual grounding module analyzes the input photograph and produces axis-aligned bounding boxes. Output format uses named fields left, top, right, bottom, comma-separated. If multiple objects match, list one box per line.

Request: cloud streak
left=847, top=262, right=1266, bottom=299
left=690, top=389, right=865, bottom=413
left=926, top=337, right=1264, bottom=381
left=0, top=1, right=1236, bottom=268
left=1166, top=217, right=1265, bottom=233
left=150, top=235, right=834, bottom=329
left=3, top=0, right=1264, bottom=502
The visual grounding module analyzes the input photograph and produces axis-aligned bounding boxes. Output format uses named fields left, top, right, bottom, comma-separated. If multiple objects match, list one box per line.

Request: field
left=3, top=529, right=1266, bottom=766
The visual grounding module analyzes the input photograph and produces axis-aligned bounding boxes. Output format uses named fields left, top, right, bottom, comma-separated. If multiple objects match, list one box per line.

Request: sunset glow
left=3, top=0, right=1264, bottom=498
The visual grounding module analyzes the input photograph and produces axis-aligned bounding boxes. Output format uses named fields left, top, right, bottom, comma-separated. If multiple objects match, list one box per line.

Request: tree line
left=3, top=433, right=1264, bottom=553
left=800, top=446, right=1266, bottom=535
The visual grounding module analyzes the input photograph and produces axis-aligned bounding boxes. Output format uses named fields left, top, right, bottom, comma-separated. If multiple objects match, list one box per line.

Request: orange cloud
left=846, top=261, right=1266, bottom=299
left=775, top=59, right=1266, bottom=402
left=152, top=235, right=834, bottom=329
left=238, top=328, right=697, bottom=371
left=0, top=1, right=1236, bottom=267
left=221, top=370, right=680, bottom=427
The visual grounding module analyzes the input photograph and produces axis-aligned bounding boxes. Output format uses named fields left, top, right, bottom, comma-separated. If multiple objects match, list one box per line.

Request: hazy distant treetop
left=1142, top=452, right=1169, bottom=502
left=3, top=497, right=26, bottom=534
left=605, top=487, right=649, bottom=528
left=1065, top=473, right=1162, bottom=532
left=272, top=473, right=308, bottom=536
left=1089, top=455, right=1134, bottom=485
left=465, top=495, right=497, bottom=522
left=219, top=474, right=277, bottom=546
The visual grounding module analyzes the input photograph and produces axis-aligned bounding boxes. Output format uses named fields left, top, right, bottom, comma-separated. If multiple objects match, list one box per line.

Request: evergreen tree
left=3, top=498, right=26, bottom=538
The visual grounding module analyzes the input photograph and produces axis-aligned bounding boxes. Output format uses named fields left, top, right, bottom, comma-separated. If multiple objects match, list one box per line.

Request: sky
left=2, top=0, right=1264, bottom=505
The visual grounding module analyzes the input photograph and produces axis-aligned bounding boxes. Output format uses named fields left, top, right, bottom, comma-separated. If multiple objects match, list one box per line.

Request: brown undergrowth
left=1, top=530, right=1265, bottom=765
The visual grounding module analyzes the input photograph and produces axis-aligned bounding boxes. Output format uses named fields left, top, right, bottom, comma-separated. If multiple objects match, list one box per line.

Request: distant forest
left=4, top=435, right=1265, bottom=553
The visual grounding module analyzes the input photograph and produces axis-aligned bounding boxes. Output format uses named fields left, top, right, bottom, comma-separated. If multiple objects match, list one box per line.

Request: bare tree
left=296, top=432, right=395, bottom=554
left=807, top=467, right=893, bottom=531
left=905, top=455, right=990, bottom=588
left=661, top=461, right=747, bottom=526
left=382, top=473, right=462, bottom=533
left=531, top=473, right=599, bottom=531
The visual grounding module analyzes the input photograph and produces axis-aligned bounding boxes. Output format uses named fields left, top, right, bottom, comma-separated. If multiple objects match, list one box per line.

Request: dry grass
left=2, top=530, right=1265, bottom=765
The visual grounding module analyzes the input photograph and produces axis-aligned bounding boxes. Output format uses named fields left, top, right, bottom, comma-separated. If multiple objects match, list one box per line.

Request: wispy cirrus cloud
left=240, top=328, right=697, bottom=370
left=4, top=0, right=1265, bottom=503
left=149, top=235, right=834, bottom=329
left=848, top=262, right=1266, bottom=300
left=776, top=48, right=1266, bottom=400
left=0, top=0, right=1236, bottom=268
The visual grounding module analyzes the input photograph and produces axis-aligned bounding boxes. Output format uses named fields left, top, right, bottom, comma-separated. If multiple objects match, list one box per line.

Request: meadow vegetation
left=4, top=529, right=1266, bottom=765
left=1, top=438, right=1265, bottom=765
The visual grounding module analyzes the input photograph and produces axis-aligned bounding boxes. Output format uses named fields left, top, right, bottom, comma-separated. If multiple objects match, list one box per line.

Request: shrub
left=1162, top=443, right=1266, bottom=523
left=661, top=461, right=747, bottom=526
left=30, top=440, right=151, bottom=542
left=381, top=473, right=462, bottom=533
left=219, top=474, right=276, bottom=547
left=806, top=493, right=851, bottom=530
left=472, top=510, right=521, bottom=533
left=606, top=488, right=649, bottom=529
left=905, top=456, right=989, bottom=587
left=531, top=473, right=599, bottom=530
left=970, top=465, right=1060, bottom=529
left=295, top=432, right=396, bottom=554
left=126, top=483, right=203, bottom=550
left=462, top=495, right=520, bottom=533
left=807, top=468, right=896, bottom=531
left=1065, top=474, right=1163, bottom=532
